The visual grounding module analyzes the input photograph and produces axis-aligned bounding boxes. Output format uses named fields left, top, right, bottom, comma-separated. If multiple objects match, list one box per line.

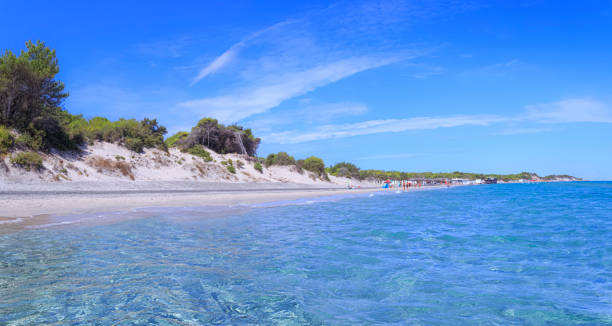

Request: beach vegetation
left=302, top=156, right=328, bottom=180
left=236, top=160, right=244, bottom=169
left=265, top=152, right=296, bottom=167
left=221, top=159, right=236, bottom=173
left=0, top=125, right=14, bottom=154
left=174, top=118, right=260, bottom=156
left=165, top=131, right=189, bottom=148
left=10, top=151, right=43, bottom=171
left=254, top=162, right=263, bottom=173
left=0, top=41, right=168, bottom=153
left=115, top=155, right=125, bottom=161
left=88, top=156, right=134, bottom=180
left=186, top=144, right=213, bottom=162
left=328, top=162, right=360, bottom=179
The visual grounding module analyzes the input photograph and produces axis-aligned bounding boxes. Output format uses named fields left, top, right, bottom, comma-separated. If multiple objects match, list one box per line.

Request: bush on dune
left=302, top=156, right=328, bottom=180
left=176, top=118, right=260, bottom=156
left=10, top=151, right=43, bottom=171
left=88, top=156, right=134, bottom=180
left=0, top=41, right=168, bottom=153
left=328, top=162, right=360, bottom=179
left=186, top=144, right=213, bottom=162
left=165, top=131, right=189, bottom=148
left=0, top=125, right=14, bottom=154
left=265, top=152, right=296, bottom=167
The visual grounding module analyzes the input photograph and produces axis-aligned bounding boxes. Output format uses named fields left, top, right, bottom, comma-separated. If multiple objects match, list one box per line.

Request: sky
left=2, top=0, right=611, bottom=179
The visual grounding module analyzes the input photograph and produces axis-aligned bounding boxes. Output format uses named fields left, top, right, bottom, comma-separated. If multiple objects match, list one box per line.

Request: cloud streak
left=181, top=1, right=439, bottom=123
left=525, top=98, right=612, bottom=123
left=180, top=56, right=400, bottom=123
left=191, top=20, right=295, bottom=84
left=261, top=98, right=612, bottom=144
left=264, top=115, right=505, bottom=144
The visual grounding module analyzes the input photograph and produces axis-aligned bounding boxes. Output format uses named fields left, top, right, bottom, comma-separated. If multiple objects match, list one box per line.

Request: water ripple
left=1, top=182, right=612, bottom=325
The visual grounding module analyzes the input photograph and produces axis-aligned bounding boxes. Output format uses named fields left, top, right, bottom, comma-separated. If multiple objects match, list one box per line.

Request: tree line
left=0, top=41, right=580, bottom=181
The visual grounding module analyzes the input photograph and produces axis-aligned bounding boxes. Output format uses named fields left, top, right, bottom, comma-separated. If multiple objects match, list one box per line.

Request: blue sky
left=2, top=0, right=611, bottom=179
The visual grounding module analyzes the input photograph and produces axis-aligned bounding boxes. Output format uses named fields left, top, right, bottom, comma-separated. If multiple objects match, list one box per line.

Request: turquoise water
left=1, top=182, right=612, bottom=325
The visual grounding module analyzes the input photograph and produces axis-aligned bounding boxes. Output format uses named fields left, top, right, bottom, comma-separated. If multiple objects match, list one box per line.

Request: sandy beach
left=0, top=182, right=381, bottom=232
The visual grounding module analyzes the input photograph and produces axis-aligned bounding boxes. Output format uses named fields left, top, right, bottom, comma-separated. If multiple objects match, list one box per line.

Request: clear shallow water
left=1, top=183, right=611, bottom=325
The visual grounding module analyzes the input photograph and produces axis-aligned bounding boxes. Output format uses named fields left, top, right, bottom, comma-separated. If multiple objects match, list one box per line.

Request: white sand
left=0, top=142, right=375, bottom=187
left=0, top=141, right=383, bottom=230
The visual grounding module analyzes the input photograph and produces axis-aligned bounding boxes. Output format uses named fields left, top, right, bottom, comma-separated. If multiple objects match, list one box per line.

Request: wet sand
left=0, top=184, right=381, bottom=232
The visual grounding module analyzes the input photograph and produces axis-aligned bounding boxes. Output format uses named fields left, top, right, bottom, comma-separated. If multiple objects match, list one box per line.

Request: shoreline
left=0, top=185, right=380, bottom=232
left=0, top=183, right=457, bottom=233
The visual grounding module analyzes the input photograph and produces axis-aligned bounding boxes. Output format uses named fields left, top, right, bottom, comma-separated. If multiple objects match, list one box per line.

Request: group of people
left=383, top=180, right=423, bottom=190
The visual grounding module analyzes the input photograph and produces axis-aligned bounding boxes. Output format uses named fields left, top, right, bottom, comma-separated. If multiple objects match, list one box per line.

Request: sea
left=1, top=182, right=611, bottom=325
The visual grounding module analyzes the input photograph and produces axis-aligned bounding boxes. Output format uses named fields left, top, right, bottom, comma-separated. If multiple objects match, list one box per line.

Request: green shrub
left=265, top=152, right=295, bottom=166
left=16, top=132, right=44, bottom=151
left=165, top=131, right=189, bottom=147
left=10, top=151, right=43, bottom=171
left=186, top=145, right=213, bottom=162
left=0, top=125, right=13, bottom=154
left=115, top=155, right=125, bottom=161
left=303, top=156, right=326, bottom=177
left=124, top=137, right=144, bottom=153
left=227, top=165, right=236, bottom=174
left=254, top=162, right=263, bottom=173
left=328, top=162, right=360, bottom=179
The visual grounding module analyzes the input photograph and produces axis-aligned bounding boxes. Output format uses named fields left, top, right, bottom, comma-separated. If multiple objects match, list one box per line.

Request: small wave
left=25, top=220, right=81, bottom=229
left=0, top=217, right=24, bottom=225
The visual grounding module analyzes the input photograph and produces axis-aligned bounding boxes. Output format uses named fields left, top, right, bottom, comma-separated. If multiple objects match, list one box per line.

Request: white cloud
left=245, top=102, right=368, bottom=130
left=263, top=115, right=504, bottom=144
left=191, top=20, right=295, bottom=84
left=191, top=46, right=241, bottom=83
left=180, top=56, right=398, bottom=123
left=526, top=98, right=612, bottom=123
left=259, top=98, right=612, bottom=144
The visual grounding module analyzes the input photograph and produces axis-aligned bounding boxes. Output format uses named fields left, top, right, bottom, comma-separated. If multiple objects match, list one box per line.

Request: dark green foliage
left=66, top=116, right=167, bottom=152
left=0, top=41, right=75, bottom=150
left=165, top=131, right=188, bottom=148
left=0, top=125, right=13, bottom=153
left=328, top=162, right=360, bottom=179
left=220, top=158, right=236, bottom=173
left=254, top=162, right=263, bottom=173
left=10, top=151, right=43, bottom=171
left=265, top=152, right=296, bottom=167
left=177, top=118, right=260, bottom=156
left=0, top=41, right=167, bottom=152
left=186, top=144, right=213, bottom=162
left=124, top=137, right=144, bottom=153
left=303, top=156, right=327, bottom=179
left=15, top=131, right=43, bottom=151
left=357, top=170, right=548, bottom=182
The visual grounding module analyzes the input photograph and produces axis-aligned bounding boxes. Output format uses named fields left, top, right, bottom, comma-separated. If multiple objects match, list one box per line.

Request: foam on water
left=1, top=182, right=611, bottom=325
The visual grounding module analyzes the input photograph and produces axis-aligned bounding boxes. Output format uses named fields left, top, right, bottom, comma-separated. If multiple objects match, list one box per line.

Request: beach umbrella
left=384, top=179, right=391, bottom=184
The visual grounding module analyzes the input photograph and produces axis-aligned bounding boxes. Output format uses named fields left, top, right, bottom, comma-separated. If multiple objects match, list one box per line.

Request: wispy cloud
left=263, top=115, right=505, bottom=144
left=244, top=102, right=368, bottom=131
left=261, top=98, right=612, bottom=144
left=180, top=56, right=400, bottom=123
left=525, top=98, right=612, bottom=123
left=180, top=1, right=448, bottom=123
left=191, top=20, right=294, bottom=84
